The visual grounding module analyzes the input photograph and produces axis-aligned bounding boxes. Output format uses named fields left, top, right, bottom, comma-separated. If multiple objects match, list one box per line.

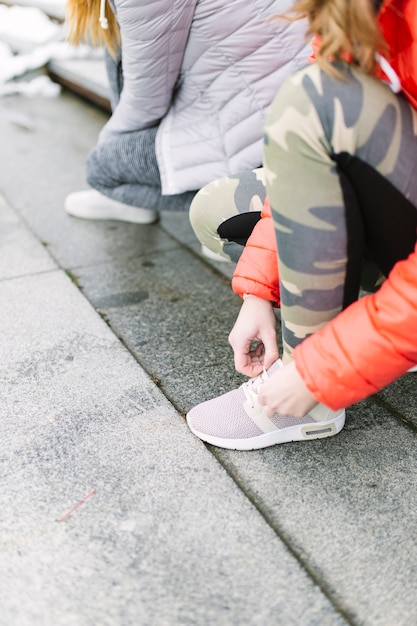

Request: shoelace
left=242, top=368, right=269, bottom=409
left=242, top=360, right=285, bottom=410
left=241, top=361, right=336, bottom=424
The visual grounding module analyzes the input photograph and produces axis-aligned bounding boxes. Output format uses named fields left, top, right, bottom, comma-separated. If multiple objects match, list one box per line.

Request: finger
left=251, top=343, right=262, bottom=357
left=236, top=356, right=263, bottom=378
left=237, top=351, right=264, bottom=377
left=261, top=335, right=279, bottom=370
left=234, top=352, right=253, bottom=376
left=247, top=362, right=264, bottom=377
left=262, top=404, right=275, bottom=418
left=257, top=389, right=266, bottom=405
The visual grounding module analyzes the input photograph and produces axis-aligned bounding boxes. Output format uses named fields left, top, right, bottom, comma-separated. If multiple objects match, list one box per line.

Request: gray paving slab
left=2, top=86, right=417, bottom=625
left=375, top=373, right=417, bottom=430
left=76, top=237, right=417, bottom=624
left=160, top=211, right=200, bottom=246
left=0, top=270, right=347, bottom=626
left=0, top=193, right=56, bottom=279
left=159, top=203, right=236, bottom=281
left=211, top=400, right=417, bottom=626
left=75, top=246, right=247, bottom=414
left=0, top=95, right=193, bottom=269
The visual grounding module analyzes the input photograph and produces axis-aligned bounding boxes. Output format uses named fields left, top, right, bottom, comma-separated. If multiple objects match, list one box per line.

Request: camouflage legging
left=190, top=63, right=417, bottom=359
left=189, top=168, right=266, bottom=263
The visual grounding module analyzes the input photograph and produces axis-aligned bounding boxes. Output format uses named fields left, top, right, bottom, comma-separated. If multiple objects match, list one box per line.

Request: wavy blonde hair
left=66, top=0, right=120, bottom=57
left=285, top=0, right=384, bottom=77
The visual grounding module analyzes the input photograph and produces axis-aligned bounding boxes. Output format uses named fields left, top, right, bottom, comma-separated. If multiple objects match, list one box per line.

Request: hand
left=258, top=360, right=318, bottom=418
left=228, top=295, right=279, bottom=377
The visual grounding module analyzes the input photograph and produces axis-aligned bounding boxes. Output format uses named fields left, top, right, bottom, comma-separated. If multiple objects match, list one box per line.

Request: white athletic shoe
left=201, top=245, right=230, bottom=263
left=64, top=189, right=159, bottom=224
left=187, top=360, right=345, bottom=451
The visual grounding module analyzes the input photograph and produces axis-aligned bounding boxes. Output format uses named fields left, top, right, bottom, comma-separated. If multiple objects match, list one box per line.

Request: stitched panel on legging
left=334, top=152, right=417, bottom=278
left=217, top=212, right=262, bottom=246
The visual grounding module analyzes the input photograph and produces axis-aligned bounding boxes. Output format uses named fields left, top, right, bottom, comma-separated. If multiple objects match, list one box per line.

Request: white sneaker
left=187, top=360, right=345, bottom=450
left=64, top=189, right=159, bottom=224
left=201, top=245, right=230, bottom=263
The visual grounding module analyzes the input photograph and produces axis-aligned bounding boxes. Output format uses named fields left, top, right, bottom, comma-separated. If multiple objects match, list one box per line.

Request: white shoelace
left=241, top=368, right=269, bottom=409
left=242, top=360, right=286, bottom=408
left=241, top=361, right=338, bottom=426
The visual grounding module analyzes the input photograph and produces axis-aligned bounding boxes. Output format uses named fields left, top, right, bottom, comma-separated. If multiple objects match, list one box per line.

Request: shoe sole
left=201, top=245, right=230, bottom=263
left=65, top=203, right=159, bottom=225
left=187, top=410, right=345, bottom=450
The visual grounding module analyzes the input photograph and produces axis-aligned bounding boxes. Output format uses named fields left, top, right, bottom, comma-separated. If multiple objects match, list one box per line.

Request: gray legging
left=85, top=50, right=196, bottom=212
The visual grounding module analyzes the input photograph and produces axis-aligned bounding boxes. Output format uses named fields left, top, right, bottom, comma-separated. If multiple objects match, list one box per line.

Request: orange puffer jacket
left=232, top=197, right=280, bottom=306
left=231, top=0, right=417, bottom=409
left=378, top=0, right=417, bottom=109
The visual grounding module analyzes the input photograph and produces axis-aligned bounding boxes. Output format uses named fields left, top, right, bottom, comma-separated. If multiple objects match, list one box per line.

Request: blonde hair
left=66, top=0, right=120, bottom=57
left=286, top=0, right=384, bottom=77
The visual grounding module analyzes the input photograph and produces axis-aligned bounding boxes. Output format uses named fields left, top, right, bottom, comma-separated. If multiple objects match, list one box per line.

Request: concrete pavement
left=1, top=83, right=417, bottom=626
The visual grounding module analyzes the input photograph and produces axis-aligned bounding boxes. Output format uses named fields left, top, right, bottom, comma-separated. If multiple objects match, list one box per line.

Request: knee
left=189, top=186, right=214, bottom=245
left=86, top=142, right=116, bottom=189
left=85, top=146, right=103, bottom=189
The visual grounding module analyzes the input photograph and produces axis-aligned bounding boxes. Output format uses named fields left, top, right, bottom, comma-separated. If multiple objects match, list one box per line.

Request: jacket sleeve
left=99, top=0, right=197, bottom=143
left=295, top=243, right=417, bottom=410
left=231, top=198, right=280, bottom=306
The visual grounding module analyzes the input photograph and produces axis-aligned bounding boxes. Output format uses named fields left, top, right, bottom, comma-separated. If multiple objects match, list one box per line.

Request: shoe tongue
left=266, top=359, right=284, bottom=377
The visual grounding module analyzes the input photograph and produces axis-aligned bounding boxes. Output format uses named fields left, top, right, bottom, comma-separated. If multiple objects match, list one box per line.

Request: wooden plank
left=0, top=0, right=66, bottom=22
left=48, top=58, right=111, bottom=112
